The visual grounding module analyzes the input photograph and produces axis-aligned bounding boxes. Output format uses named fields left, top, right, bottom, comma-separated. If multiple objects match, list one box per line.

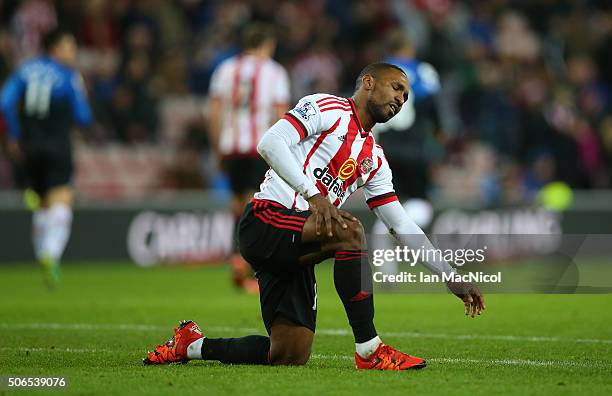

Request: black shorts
left=238, top=199, right=319, bottom=333
left=222, top=156, right=269, bottom=195
left=23, top=148, right=73, bottom=196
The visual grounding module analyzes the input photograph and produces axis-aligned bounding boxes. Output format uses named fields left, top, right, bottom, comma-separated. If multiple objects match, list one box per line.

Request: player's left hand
left=446, top=280, right=486, bottom=318
left=307, top=193, right=353, bottom=237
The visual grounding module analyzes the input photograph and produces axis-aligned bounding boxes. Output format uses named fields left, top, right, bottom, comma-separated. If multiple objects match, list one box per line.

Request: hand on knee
left=335, top=219, right=366, bottom=251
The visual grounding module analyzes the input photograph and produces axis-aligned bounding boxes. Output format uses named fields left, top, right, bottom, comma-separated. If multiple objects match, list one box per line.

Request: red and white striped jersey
left=254, top=94, right=399, bottom=211
left=210, top=54, right=290, bottom=156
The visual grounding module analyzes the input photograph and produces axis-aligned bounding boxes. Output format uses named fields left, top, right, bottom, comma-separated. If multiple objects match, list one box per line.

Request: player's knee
left=336, top=220, right=365, bottom=250
left=269, top=350, right=310, bottom=366
left=269, top=343, right=312, bottom=366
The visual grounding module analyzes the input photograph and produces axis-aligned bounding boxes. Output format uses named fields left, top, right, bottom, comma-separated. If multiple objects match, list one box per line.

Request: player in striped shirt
left=145, top=63, right=485, bottom=370
left=208, top=23, right=290, bottom=293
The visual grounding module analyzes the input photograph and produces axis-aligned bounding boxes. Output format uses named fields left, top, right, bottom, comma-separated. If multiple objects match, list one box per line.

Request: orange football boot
left=143, top=320, right=204, bottom=365
left=355, top=343, right=427, bottom=370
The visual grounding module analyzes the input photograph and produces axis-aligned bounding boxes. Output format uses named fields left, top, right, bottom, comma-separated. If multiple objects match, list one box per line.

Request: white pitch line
left=0, top=323, right=163, bottom=331
left=2, top=322, right=611, bottom=345
left=0, top=346, right=107, bottom=353
left=427, top=357, right=609, bottom=368
left=317, top=328, right=612, bottom=345
left=309, top=354, right=610, bottom=369
left=2, top=347, right=606, bottom=369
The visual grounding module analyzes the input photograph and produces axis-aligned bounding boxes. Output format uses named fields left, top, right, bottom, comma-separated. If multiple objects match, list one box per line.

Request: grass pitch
left=0, top=262, right=611, bottom=395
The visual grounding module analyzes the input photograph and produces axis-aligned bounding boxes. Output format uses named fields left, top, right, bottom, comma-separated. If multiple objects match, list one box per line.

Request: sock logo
left=350, top=291, right=372, bottom=302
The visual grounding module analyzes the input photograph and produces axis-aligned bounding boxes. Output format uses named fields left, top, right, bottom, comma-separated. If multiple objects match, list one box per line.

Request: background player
left=207, top=23, right=290, bottom=293
left=0, top=28, right=92, bottom=287
left=144, top=63, right=484, bottom=370
left=373, top=30, right=444, bottom=277
left=375, top=30, right=444, bottom=202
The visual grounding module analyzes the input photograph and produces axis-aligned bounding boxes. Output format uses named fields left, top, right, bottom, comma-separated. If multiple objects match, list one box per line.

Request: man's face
left=262, top=38, right=277, bottom=57
left=365, top=69, right=409, bottom=124
left=52, top=35, right=78, bottom=66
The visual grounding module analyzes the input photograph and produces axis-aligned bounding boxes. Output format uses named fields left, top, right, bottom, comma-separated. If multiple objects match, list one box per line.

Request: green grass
left=0, top=262, right=611, bottom=396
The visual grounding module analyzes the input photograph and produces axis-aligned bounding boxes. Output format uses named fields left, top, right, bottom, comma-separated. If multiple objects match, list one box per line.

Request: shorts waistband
left=250, top=199, right=288, bottom=209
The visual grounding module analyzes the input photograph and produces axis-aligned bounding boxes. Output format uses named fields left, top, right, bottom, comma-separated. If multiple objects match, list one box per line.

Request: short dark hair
left=386, top=30, right=412, bottom=54
left=41, top=27, right=73, bottom=53
left=241, top=23, right=275, bottom=50
left=355, top=62, right=407, bottom=90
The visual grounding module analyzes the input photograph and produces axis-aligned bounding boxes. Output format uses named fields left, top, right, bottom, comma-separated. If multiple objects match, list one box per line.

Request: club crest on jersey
left=293, top=101, right=316, bottom=120
left=359, top=157, right=374, bottom=174
left=313, top=166, right=346, bottom=200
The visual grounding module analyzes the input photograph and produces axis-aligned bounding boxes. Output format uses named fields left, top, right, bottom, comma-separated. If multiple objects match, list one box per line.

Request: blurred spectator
left=290, top=42, right=341, bottom=100
left=0, top=0, right=609, bottom=201
left=10, top=0, right=57, bottom=61
left=460, top=59, right=519, bottom=157
left=111, top=51, right=159, bottom=143
left=79, top=0, right=119, bottom=50
left=496, top=11, right=541, bottom=63
left=87, top=50, right=119, bottom=142
left=522, top=151, right=557, bottom=200
left=376, top=29, right=444, bottom=200
left=161, top=119, right=209, bottom=190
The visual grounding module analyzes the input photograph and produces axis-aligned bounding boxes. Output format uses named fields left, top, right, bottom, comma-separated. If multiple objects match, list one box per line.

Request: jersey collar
left=348, top=98, right=370, bottom=137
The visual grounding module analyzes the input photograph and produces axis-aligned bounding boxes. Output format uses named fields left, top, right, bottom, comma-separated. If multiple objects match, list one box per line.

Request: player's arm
left=365, top=153, right=453, bottom=276
left=365, top=153, right=485, bottom=316
left=257, top=122, right=349, bottom=236
left=257, top=118, right=318, bottom=198
left=69, top=72, right=92, bottom=127
left=272, top=65, right=290, bottom=120
left=1, top=73, right=24, bottom=140
left=257, top=96, right=350, bottom=236
left=0, top=72, right=25, bottom=161
left=373, top=200, right=454, bottom=276
left=206, top=63, right=229, bottom=155
left=208, top=97, right=222, bottom=152
left=373, top=200, right=486, bottom=317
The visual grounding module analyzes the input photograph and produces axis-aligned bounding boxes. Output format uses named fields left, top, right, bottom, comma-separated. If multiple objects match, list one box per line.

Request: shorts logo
left=338, top=158, right=357, bottom=181
left=359, top=157, right=373, bottom=174
left=293, top=101, right=316, bottom=120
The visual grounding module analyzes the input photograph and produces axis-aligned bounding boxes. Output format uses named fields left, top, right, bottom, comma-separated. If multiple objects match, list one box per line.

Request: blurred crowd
left=0, top=0, right=611, bottom=205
